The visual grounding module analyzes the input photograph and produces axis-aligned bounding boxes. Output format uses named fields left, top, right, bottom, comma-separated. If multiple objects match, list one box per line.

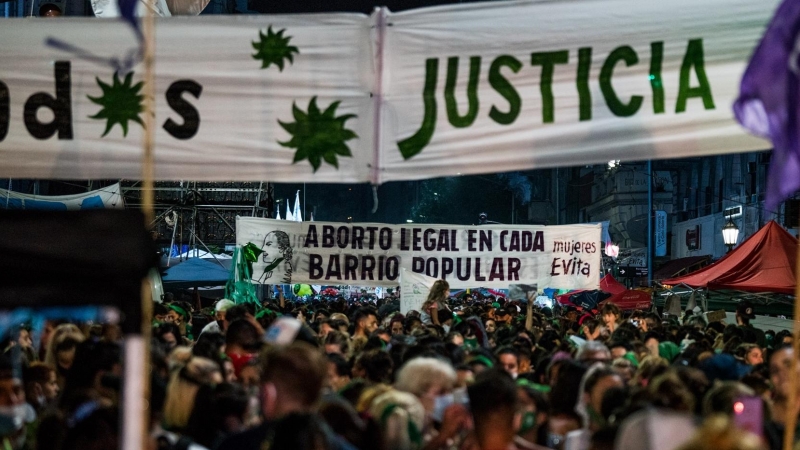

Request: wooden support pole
left=783, top=216, right=800, bottom=450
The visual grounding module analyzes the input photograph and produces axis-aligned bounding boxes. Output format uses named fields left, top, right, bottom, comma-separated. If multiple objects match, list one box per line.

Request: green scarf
left=262, top=257, right=285, bottom=277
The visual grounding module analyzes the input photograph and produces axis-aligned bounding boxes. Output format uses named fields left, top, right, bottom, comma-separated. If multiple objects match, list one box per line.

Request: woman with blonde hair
left=43, top=323, right=85, bottom=388
left=419, top=280, right=452, bottom=328
left=395, top=357, right=457, bottom=415
left=163, top=357, right=223, bottom=432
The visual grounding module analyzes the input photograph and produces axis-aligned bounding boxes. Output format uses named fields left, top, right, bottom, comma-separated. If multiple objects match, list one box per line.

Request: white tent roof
left=176, top=249, right=232, bottom=259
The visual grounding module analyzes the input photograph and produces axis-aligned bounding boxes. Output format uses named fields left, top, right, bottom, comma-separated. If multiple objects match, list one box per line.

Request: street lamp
left=722, top=217, right=739, bottom=253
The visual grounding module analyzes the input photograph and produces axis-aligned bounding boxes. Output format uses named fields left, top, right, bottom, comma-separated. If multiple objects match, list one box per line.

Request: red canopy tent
left=600, top=274, right=626, bottom=295
left=662, top=221, right=797, bottom=295
left=600, top=275, right=652, bottom=310
left=556, top=274, right=652, bottom=310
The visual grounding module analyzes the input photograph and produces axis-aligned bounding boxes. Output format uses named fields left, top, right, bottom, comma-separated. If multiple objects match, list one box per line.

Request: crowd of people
left=0, top=280, right=796, bottom=450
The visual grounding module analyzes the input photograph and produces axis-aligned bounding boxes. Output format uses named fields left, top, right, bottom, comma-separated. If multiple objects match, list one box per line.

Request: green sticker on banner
left=252, top=26, right=299, bottom=71
left=279, top=97, right=357, bottom=172
left=87, top=72, right=144, bottom=137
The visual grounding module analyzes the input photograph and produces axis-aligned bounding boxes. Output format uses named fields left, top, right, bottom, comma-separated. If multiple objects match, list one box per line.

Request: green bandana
left=167, top=304, right=189, bottom=320
left=517, top=378, right=551, bottom=394
left=469, top=355, right=494, bottom=369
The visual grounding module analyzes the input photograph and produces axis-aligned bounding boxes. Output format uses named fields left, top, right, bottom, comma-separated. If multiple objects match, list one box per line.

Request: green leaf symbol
left=252, top=26, right=300, bottom=71
left=87, top=72, right=144, bottom=137
left=278, top=97, right=357, bottom=172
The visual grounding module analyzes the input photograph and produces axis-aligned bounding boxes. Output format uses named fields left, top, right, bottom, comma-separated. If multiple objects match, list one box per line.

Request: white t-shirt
left=198, top=320, right=221, bottom=337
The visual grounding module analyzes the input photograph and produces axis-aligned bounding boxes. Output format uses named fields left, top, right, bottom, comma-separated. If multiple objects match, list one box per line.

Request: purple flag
left=118, top=0, right=142, bottom=40
left=734, top=0, right=800, bottom=213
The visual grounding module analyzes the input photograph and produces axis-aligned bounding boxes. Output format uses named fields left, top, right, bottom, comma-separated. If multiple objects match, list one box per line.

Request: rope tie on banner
left=371, top=185, right=379, bottom=214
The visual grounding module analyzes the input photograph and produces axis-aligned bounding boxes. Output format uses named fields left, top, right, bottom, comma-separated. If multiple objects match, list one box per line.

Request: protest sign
left=236, top=217, right=601, bottom=290
left=399, top=268, right=438, bottom=314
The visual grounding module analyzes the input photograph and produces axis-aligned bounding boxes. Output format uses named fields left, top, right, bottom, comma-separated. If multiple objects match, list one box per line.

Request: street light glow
left=722, top=217, right=739, bottom=252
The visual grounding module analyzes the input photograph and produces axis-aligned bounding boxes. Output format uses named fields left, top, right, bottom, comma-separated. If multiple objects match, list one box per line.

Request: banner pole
left=783, top=214, right=800, bottom=450
left=133, top=1, right=157, bottom=449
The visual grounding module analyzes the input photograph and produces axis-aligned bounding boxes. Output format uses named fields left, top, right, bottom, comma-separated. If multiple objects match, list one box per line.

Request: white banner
left=0, top=183, right=123, bottom=210
left=377, top=0, right=774, bottom=182
left=0, top=0, right=777, bottom=182
left=399, top=268, right=438, bottom=314
left=236, top=217, right=601, bottom=290
left=0, top=16, right=374, bottom=182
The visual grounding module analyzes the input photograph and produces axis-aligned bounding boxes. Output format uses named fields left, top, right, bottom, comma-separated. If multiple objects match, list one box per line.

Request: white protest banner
left=0, top=0, right=777, bottom=182
left=377, top=0, right=774, bottom=182
left=236, top=217, right=601, bottom=290
left=0, top=183, right=123, bottom=210
left=400, top=268, right=438, bottom=314
left=0, top=16, right=373, bottom=182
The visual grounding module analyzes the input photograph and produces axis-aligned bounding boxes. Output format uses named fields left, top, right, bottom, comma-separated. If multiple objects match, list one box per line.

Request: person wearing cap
left=494, top=308, right=512, bottom=326
left=198, top=299, right=235, bottom=337
left=735, top=300, right=766, bottom=348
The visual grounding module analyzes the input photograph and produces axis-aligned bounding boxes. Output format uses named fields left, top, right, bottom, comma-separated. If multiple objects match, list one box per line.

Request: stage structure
left=122, top=181, right=275, bottom=254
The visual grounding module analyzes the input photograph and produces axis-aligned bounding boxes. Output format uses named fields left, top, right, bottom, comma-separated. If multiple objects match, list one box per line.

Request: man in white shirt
left=199, top=299, right=235, bottom=336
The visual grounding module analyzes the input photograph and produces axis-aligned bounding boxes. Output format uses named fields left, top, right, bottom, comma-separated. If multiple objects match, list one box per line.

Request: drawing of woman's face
left=262, top=233, right=279, bottom=263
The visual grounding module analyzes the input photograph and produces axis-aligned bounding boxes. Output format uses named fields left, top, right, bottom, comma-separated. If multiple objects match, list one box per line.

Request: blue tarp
left=162, top=257, right=230, bottom=288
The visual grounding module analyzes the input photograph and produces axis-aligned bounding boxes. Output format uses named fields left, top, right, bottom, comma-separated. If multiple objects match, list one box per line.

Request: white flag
left=285, top=201, right=294, bottom=222
left=293, top=190, right=303, bottom=222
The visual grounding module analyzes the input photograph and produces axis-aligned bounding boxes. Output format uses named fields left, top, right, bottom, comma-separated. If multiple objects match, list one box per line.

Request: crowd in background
left=0, top=279, right=796, bottom=450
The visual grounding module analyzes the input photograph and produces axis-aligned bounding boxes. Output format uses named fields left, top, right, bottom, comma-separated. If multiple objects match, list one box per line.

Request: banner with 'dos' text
left=0, top=0, right=778, bottom=182
left=236, top=217, right=601, bottom=290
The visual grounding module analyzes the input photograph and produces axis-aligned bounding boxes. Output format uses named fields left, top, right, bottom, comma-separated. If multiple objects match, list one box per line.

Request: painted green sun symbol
left=87, top=72, right=144, bottom=137
left=278, top=97, right=357, bottom=172
left=252, top=26, right=299, bottom=71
